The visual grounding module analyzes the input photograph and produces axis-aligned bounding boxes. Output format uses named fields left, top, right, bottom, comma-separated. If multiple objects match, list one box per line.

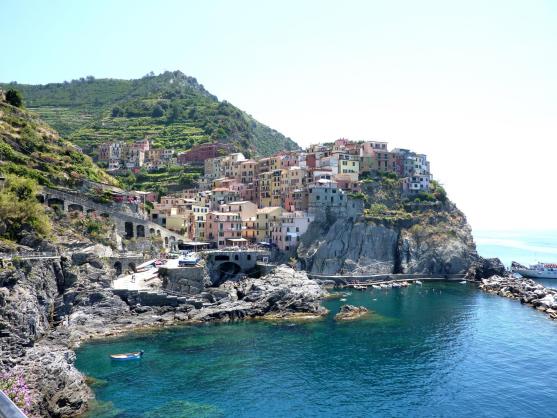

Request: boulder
left=335, top=304, right=369, bottom=320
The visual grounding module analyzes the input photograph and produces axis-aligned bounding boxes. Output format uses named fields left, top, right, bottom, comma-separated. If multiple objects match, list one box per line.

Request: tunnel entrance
left=113, top=261, right=122, bottom=276
left=212, top=261, right=242, bottom=286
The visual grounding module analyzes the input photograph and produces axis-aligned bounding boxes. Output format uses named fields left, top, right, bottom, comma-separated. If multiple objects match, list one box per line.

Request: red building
left=177, top=143, right=230, bottom=165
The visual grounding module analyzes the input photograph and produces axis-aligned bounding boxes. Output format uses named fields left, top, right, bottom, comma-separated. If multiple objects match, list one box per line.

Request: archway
left=136, top=225, right=145, bottom=238
left=86, top=209, right=96, bottom=215
left=124, top=222, right=134, bottom=239
left=149, top=228, right=155, bottom=235
left=213, top=261, right=242, bottom=286
left=68, top=203, right=84, bottom=212
left=128, top=262, right=137, bottom=273
left=164, top=236, right=169, bottom=247
left=113, top=261, right=122, bottom=276
left=47, top=197, right=64, bottom=211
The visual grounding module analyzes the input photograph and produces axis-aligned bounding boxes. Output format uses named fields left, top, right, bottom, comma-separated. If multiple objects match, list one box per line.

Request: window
left=235, top=255, right=239, bottom=260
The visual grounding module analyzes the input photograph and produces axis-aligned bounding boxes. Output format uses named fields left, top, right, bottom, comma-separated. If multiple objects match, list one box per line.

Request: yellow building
left=338, top=154, right=359, bottom=182
left=242, top=216, right=258, bottom=242
left=255, top=207, right=282, bottom=243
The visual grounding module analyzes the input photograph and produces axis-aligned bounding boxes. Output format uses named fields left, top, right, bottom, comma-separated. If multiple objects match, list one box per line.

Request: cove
left=76, top=282, right=557, bottom=418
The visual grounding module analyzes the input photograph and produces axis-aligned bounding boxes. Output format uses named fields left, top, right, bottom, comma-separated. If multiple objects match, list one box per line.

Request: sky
left=1, top=0, right=556, bottom=232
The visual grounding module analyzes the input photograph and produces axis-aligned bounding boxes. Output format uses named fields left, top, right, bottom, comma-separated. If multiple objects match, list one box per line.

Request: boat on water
left=109, top=351, right=144, bottom=361
left=512, top=262, right=557, bottom=279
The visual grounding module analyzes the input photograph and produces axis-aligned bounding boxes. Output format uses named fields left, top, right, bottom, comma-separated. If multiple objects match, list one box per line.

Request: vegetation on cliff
left=0, top=174, right=51, bottom=242
left=2, top=71, right=299, bottom=158
left=0, top=96, right=116, bottom=187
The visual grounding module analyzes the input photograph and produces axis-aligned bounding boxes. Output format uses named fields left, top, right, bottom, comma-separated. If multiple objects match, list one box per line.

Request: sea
left=75, top=230, right=557, bottom=418
left=474, top=229, right=557, bottom=287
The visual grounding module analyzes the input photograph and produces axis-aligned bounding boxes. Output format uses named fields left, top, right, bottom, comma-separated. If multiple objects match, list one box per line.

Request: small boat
left=109, top=351, right=144, bottom=361
left=415, top=280, right=423, bottom=285
left=512, top=262, right=557, bottom=279
left=340, top=298, right=347, bottom=302
left=459, top=280, right=467, bottom=284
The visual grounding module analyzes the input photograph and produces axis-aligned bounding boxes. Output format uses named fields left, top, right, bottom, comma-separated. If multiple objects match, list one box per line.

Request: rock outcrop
left=479, top=276, right=557, bottom=320
left=298, top=202, right=477, bottom=275
left=465, top=257, right=508, bottom=281
left=191, top=265, right=327, bottom=321
left=334, top=305, right=369, bottom=320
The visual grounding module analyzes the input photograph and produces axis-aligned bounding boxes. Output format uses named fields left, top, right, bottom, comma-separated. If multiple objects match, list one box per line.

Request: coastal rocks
left=479, top=276, right=557, bottom=320
left=191, top=265, right=327, bottom=321
left=15, top=342, right=91, bottom=418
left=1, top=255, right=328, bottom=417
left=465, top=257, right=507, bottom=281
left=334, top=305, right=369, bottom=320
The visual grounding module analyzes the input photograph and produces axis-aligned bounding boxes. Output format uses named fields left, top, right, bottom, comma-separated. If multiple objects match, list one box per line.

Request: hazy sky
left=2, top=0, right=556, bottom=232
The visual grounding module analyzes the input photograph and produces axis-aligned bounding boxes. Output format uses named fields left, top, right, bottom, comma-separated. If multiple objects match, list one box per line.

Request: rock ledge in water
left=479, top=275, right=557, bottom=320
left=335, top=304, right=369, bottom=321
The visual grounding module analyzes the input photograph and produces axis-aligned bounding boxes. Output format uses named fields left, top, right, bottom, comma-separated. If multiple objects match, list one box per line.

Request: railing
left=0, top=390, right=28, bottom=418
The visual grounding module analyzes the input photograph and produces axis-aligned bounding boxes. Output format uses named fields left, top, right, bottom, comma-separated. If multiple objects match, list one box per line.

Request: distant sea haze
left=475, top=229, right=557, bottom=274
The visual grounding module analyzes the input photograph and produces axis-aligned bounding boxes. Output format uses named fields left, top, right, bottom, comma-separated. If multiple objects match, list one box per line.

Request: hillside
left=0, top=92, right=116, bottom=187
left=2, top=71, right=299, bottom=158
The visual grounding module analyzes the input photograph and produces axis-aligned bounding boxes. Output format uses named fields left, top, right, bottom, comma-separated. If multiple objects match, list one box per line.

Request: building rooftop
left=225, top=201, right=255, bottom=205
left=257, top=207, right=282, bottom=214
left=208, top=211, right=241, bottom=216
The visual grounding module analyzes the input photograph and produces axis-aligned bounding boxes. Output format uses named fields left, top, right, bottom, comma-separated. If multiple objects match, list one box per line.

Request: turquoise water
left=475, top=229, right=557, bottom=287
left=76, top=282, right=557, bottom=418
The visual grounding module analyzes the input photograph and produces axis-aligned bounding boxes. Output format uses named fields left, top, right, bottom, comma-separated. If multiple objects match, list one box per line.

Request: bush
left=0, top=174, right=51, bottom=241
left=413, top=192, right=436, bottom=202
left=5, top=89, right=23, bottom=107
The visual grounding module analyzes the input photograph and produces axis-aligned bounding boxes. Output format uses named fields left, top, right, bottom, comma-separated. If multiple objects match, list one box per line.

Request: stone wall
left=159, top=265, right=209, bottom=295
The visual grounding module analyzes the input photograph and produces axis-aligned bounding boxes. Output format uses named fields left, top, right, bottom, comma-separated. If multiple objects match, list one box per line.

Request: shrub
left=5, top=89, right=23, bottom=107
left=0, top=174, right=51, bottom=241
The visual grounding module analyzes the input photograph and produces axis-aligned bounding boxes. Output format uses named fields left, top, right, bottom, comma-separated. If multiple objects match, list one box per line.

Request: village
left=96, top=138, right=432, bottom=253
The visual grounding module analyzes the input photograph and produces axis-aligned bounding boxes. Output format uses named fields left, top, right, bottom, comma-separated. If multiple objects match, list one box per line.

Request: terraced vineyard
left=3, top=71, right=298, bottom=159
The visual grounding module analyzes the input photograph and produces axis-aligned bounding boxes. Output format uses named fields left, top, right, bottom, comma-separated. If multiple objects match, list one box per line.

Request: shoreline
left=479, top=276, right=557, bottom=321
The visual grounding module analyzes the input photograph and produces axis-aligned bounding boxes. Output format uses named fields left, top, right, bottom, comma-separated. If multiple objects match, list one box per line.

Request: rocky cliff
left=298, top=181, right=478, bottom=276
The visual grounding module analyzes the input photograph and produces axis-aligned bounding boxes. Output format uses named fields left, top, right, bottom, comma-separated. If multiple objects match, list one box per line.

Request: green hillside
left=0, top=93, right=117, bottom=188
left=2, top=71, right=299, bottom=158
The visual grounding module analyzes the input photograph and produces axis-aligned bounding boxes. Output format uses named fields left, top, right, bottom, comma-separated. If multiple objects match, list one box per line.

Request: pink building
left=205, top=211, right=243, bottom=248
left=271, top=211, right=314, bottom=252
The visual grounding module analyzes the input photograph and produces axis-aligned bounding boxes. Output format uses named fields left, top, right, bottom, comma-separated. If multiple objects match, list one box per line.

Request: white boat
left=512, top=262, right=557, bottom=279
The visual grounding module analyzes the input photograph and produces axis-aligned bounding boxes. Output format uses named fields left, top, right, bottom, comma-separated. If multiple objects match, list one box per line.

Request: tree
left=167, top=103, right=182, bottom=122
left=152, top=104, right=164, bottom=118
left=5, top=89, right=23, bottom=107
left=111, top=106, right=124, bottom=117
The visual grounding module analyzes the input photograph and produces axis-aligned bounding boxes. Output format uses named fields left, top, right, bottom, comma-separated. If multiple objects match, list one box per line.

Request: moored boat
left=512, top=262, right=557, bottom=279
left=109, top=350, right=144, bottom=361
